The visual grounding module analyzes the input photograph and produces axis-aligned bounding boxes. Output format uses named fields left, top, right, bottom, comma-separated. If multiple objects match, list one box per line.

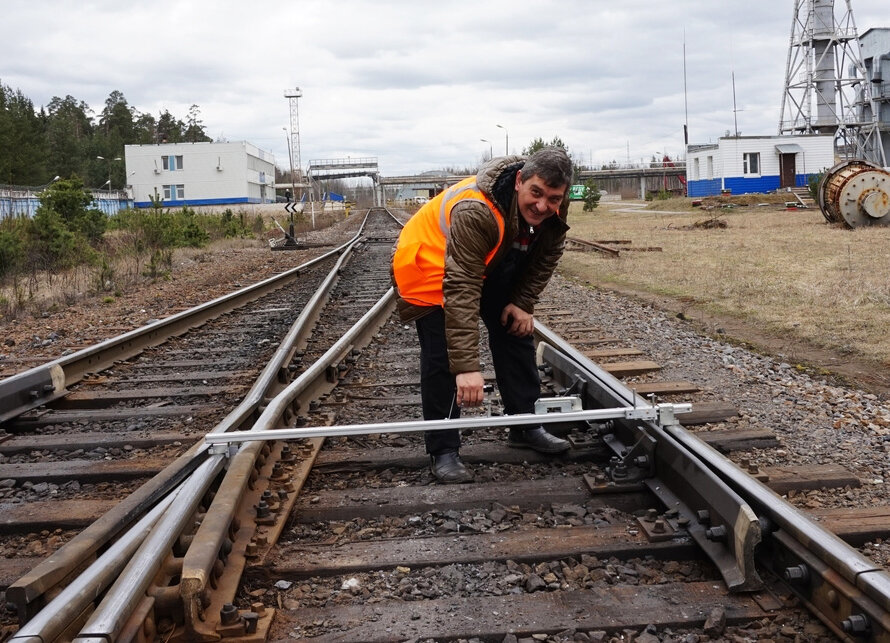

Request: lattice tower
left=284, top=88, right=303, bottom=184
left=778, top=0, right=885, bottom=164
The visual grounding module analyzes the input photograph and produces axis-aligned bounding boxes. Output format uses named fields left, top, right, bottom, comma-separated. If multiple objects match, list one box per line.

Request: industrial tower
left=284, top=88, right=304, bottom=188
left=779, top=0, right=886, bottom=165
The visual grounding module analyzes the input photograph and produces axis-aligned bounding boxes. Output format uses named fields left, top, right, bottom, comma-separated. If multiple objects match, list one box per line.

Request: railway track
left=1, top=207, right=890, bottom=641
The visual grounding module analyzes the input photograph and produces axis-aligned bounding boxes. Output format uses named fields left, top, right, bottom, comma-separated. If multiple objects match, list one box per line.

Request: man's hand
left=455, top=371, right=485, bottom=407
left=500, top=303, right=534, bottom=337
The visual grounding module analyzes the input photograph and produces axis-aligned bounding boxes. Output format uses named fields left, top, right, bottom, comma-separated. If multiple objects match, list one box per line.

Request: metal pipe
left=9, top=492, right=178, bottom=643
left=73, top=456, right=226, bottom=643
left=205, top=404, right=691, bottom=446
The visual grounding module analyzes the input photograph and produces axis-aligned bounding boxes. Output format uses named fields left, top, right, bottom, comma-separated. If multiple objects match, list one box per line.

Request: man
left=392, top=147, right=573, bottom=483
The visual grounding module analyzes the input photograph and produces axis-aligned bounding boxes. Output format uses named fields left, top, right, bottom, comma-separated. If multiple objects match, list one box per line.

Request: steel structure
left=779, top=0, right=886, bottom=165
left=284, top=88, right=304, bottom=187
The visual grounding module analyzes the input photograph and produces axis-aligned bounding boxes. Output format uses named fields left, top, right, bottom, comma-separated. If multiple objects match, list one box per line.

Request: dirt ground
left=561, top=197, right=890, bottom=398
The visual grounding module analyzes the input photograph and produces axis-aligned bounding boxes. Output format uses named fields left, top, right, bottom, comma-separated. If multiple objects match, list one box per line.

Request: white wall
left=125, top=141, right=276, bottom=207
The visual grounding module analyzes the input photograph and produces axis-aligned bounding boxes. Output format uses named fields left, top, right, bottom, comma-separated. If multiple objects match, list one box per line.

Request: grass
left=561, top=198, right=890, bottom=366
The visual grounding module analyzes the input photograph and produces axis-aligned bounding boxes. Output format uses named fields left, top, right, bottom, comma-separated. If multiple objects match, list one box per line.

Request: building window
left=743, top=152, right=760, bottom=175
left=163, top=184, right=185, bottom=200
left=707, top=156, right=714, bottom=179
left=693, top=158, right=700, bottom=180
left=162, top=155, right=184, bottom=170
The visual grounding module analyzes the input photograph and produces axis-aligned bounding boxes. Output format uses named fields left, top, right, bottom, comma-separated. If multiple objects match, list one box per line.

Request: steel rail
left=12, top=210, right=398, bottom=640
left=179, top=286, right=397, bottom=633
left=178, top=214, right=397, bottom=636
left=5, top=215, right=372, bottom=624
left=533, top=327, right=764, bottom=591
left=8, top=490, right=178, bottom=643
left=536, top=321, right=890, bottom=634
left=72, top=455, right=227, bottom=643
left=0, top=238, right=345, bottom=424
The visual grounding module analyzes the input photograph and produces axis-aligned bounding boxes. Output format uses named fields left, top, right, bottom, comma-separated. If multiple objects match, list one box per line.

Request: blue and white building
left=685, top=135, right=835, bottom=197
left=125, top=141, right=277, bottom=208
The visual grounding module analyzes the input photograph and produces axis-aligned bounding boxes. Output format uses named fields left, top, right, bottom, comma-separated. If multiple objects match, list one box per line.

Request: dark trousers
left=417, top=251, right=541, bottom=455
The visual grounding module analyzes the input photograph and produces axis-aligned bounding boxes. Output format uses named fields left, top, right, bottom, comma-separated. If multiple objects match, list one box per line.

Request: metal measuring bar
left=205, top=399, right=692, bottom=453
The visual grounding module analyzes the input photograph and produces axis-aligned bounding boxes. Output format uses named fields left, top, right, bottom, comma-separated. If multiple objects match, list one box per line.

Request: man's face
left=514, top=170, right=567, bottom=227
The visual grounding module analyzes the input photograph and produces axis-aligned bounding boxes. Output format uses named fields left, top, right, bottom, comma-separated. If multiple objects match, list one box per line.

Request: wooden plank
left=602, top=360, right=661, bottom=377
left=812, top=505, right=890, bottom=545
left=292, top=463, right=855, bottom=524
left=0, top=499, right=117, bottom=534
left=631, top=380, right=700, bottom=395
left=292, top=478, right=648, bottom=523
left=566, top=336, right=623, bottom=346
left=268, top=524, right=687, bottom=579
left=314, top=443, right=611, bottom=472
left=566, top=237, right=621, bottom=257
left=59, top=386, right=231, bottom=407
left=679, top=403, right=739, bottom=425
left=762, top=464, right=859, bottom=493
left=0, top=431, right=192, bottom=455
left=9, top=404, right=212, bottom=428
left=695, top=428, right=779, bottom=452
left=315, top=427, right=776, bottom=472
left=128, top=359, right=241, bottom=369
left=111, top=370, right=252, bottom=383
left=0, top=458, right=167, bottom=483
left=275, top=582, right=767, bottom=642
left=581, top=347, right=644, bottom=359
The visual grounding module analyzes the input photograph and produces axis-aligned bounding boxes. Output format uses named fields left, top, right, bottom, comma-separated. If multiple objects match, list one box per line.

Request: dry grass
left=561, top=199, right=890, bottom=365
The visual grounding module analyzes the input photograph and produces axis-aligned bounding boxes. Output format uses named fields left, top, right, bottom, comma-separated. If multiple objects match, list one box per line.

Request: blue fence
left=0, top=187, right=131, bottom=219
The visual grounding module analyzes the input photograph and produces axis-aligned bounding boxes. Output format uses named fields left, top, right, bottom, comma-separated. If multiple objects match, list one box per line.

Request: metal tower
left=284, top=88, right=304, bottom=186
left=778, top=0, right=885, bottom=165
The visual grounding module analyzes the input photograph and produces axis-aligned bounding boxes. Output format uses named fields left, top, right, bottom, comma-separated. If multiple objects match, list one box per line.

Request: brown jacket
left=395, top=155, right=569, bottom=374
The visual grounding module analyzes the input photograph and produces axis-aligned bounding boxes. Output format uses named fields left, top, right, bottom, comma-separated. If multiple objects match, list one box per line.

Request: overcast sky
left=2, top=0, right=887, bottom=176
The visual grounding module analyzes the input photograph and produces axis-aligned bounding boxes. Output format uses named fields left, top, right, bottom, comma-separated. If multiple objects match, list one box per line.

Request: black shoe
left=508, top=426, right=571, bottom=454
left=430, top=451, right=472, bottom=483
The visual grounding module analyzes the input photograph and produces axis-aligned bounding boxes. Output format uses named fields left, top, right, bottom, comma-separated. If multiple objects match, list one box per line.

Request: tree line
left=0, top=82, right=212, bottom=190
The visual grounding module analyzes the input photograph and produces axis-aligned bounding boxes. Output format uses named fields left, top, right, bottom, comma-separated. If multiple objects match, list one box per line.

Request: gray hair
left=520, top=147, right=573, bottom=188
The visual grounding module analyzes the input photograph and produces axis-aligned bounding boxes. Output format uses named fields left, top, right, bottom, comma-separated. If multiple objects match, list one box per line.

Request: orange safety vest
left=393, top=177, right=506, bottom=307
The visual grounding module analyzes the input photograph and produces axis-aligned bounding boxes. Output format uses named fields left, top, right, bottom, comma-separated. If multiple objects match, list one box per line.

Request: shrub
left=582, top=179, right=602, bottom=212
left=0, top=224, right=25, bottom=280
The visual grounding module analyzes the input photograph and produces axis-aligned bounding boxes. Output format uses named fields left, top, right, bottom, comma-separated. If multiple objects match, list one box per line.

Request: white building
left=125, top=141, right=276, bottom=208
left=686, top=135, right=835, bottom=197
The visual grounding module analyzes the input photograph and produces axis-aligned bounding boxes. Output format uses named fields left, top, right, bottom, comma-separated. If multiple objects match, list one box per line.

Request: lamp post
left=96, top=155, right=121, bottom=191
left=496, top=124, right=508, bottom=155
left=480, top=138, right=493, bottom=160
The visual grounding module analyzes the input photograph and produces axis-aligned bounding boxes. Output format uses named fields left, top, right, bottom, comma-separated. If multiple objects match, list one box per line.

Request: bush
left=0, top=223, right=25, bottom=280
left=39, top=177, right=107, bottom=244
left=808, top=170, right=826, bottom=203
left=582, top=179, right=602, bottom=212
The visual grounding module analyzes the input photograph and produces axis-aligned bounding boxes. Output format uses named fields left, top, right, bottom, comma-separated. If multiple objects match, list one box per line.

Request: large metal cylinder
left=818, top=159, right=890, bottom=228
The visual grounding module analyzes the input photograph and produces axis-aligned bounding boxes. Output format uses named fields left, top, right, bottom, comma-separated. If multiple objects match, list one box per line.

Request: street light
left=496, top=124, right=508, bottom=155
left=480, top=138, right=492, bottom=159
left=96, top=155, right=121, bottom=191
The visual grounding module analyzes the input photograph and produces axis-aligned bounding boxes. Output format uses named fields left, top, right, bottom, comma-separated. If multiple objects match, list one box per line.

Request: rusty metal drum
left=818, top=159, right=890, bottom=228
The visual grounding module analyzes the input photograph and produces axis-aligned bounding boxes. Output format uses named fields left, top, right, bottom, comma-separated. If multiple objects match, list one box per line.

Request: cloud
left=1, top=0, right=887, bottom=174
